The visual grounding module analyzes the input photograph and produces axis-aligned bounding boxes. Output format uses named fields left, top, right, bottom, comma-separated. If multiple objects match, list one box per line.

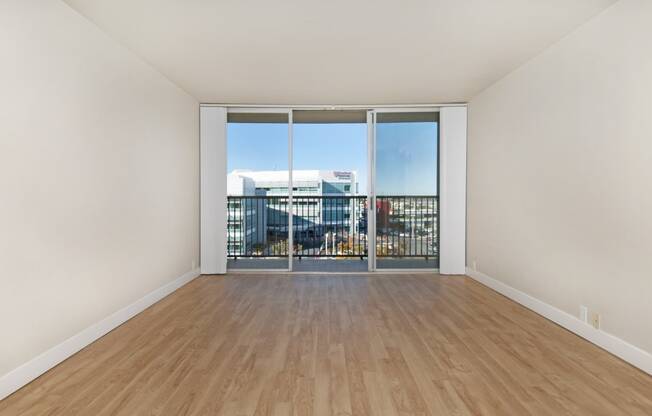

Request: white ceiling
left=64, top=0, right=615, bottom=104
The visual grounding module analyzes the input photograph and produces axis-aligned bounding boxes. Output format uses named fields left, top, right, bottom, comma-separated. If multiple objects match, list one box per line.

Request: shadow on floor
left=227, top=257, right=439, bottom=272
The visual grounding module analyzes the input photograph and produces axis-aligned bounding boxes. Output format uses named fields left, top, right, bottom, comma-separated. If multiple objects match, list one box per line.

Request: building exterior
left=228, top=169, right=357, bottom=196
left=225, top=174, right=260, bottom=256
left=227, top=170, right=365, bottom=257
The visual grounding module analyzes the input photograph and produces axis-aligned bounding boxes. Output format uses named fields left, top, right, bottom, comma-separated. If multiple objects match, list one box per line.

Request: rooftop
left=229, top=170, right=356, bottom=184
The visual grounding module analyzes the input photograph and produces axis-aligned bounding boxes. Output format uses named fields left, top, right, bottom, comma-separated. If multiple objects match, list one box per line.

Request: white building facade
left=227, top=170, right=365, bottom=257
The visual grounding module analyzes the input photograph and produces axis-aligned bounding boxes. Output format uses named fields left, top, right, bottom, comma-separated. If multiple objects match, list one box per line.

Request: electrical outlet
left=590, top=312, right=601, bottom=329
left=472, top=260, right=478, bottom=271
left=579, top=305, right=588, bottom=323
left=192, top=260, right=197, bottom=270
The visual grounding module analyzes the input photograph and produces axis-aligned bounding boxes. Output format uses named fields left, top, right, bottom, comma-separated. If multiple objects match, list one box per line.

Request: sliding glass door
left=225, top=108, right=439, bottom=272
left=374, top=111, right=439, bottom=269
left=226, top=111, right=290, bottom=270
left=292, top=111, right=368, bottom=272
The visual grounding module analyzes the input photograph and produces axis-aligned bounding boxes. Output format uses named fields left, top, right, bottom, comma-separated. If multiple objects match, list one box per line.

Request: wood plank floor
left=1, top=274, right=651, bottom=415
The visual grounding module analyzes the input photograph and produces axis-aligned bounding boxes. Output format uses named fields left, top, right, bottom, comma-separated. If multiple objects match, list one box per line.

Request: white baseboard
left=465, top=268, right=652, bottom=376
left=0, top=268, right=200, bottom=401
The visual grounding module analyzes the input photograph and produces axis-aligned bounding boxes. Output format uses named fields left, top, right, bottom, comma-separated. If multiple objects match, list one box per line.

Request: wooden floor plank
left=1, top=274, right=651, bottom=416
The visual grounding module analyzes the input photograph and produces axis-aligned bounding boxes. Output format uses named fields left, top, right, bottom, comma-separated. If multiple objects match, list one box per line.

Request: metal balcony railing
left=376, top=196, right=438, bottom=259
left=292, top=196, right=368, bottom=258
left=226, top=195, right=438, bottom=259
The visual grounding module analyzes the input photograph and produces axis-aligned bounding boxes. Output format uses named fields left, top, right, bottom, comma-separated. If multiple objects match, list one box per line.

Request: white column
left=366, top=111, right=376, bottom=271
left=288, top=110, right=293, bottom=271
left=439, top=106, right=467, bottom=274
left=200, top=106, right=227, bottom=274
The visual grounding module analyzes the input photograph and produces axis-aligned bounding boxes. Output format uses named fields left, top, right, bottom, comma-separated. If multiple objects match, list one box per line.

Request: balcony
left=227, top=195, right=438, bottom=269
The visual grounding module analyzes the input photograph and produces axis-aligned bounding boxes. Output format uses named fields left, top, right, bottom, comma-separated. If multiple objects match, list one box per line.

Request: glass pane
left=226, top=113, right=289, bottom=270
left=292, top=110, right=368, bottom=273
left=375, top=112, right=439, bottom=269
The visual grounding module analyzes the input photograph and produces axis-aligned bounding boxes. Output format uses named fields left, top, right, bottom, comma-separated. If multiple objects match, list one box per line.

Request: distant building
left=227, top=170, right=365, bottom=257
left=228, top=169, right=357, bottom=196
left=226, top=174, right=260, bottom=256
left=376, top=196, right=438, bottom=257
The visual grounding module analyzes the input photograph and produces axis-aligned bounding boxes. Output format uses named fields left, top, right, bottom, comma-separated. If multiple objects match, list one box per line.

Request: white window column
left=200, top=106, right=227, bottom=274
left=439, top=106, right=467, bottom=274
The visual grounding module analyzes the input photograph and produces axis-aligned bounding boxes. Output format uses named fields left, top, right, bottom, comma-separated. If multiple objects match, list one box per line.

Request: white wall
left=468, top=0, right=652, bottom=355
left=0, top=0, right=198, bottom=385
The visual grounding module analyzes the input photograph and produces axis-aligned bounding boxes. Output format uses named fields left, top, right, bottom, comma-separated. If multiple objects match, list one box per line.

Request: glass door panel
left=292, top=110, right=369, bottom=272
left=226, top=112, right=289, bottom=270
left=374, top=112, right=439, bottom=269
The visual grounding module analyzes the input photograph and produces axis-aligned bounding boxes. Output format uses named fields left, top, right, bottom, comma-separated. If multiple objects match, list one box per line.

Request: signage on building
left=333, top=171, right=352, bottom=180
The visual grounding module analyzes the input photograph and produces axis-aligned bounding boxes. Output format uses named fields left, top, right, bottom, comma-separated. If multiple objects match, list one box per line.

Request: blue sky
left=376, top=122, right=438, bottom=195
left=227, top=122, right=437, bottom=195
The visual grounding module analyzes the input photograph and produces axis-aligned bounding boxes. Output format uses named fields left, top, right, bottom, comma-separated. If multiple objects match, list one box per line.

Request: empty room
left=1, top=0, right=651, bottom=415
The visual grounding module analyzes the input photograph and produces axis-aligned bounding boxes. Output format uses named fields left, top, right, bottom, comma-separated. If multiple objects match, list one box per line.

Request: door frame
left=369, top=107, right=441, bottom=272
left=217, top=104, right=464, bottom=273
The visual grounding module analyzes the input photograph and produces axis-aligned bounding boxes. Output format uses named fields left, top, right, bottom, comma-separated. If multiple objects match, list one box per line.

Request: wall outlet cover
left=580, top=305, right=588, bottom=323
